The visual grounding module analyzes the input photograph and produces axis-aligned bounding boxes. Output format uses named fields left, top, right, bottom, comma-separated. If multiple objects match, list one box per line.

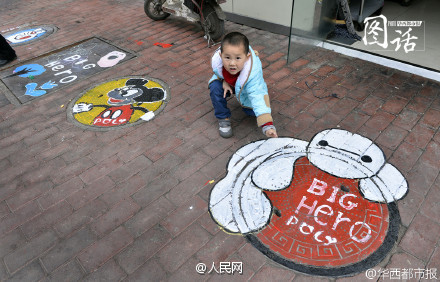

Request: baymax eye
left=318, top=140, right=328, bottom=146
left=361, top=155, right=372, bottom=163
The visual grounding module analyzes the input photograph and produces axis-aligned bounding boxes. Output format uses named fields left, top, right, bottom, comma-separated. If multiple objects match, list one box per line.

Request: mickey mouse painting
left=72, top=77, right=168, bottom=128
left=209, top=129, right=408, bottom=275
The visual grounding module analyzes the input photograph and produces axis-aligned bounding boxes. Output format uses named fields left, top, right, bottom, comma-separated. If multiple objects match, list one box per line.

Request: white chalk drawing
left=208, top=129, right=408, bottom=235
left=6, top=27, right=46, bottom=44
left=97, top=51, right=126, bottom=68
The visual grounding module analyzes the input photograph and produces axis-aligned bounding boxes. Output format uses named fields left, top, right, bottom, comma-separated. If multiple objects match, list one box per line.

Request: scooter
left=144, top=0, right=226, bottom=46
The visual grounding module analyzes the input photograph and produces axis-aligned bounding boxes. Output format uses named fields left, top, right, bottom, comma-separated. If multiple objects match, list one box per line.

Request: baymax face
left=307, top=129, right=385, bottom=179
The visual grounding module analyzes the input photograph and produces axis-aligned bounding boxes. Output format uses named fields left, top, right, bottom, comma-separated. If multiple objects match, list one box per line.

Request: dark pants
left=0, top=34, right=16, bottom=60
left=209, top=80, right=256, bottom=119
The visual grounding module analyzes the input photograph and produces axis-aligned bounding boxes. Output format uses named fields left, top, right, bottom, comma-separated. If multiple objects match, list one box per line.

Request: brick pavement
left=0, top=0, right=439, bottom=281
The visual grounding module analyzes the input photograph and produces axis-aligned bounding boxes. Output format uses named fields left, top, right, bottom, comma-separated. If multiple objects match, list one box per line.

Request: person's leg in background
left=0, top=34, right=17, bottom=66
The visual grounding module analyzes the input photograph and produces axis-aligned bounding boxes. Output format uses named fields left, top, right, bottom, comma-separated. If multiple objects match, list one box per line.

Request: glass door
left=288, top=0, right=440, bottom=73
left=288, top=0, right=338, bottom=63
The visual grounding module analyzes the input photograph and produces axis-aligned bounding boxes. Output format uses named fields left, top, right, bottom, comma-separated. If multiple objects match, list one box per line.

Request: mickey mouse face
left=307, top=129, right=385, bottom=179
left=108, top=85, right=142, bottom=105
left=106, top=78, right=165, bottom=106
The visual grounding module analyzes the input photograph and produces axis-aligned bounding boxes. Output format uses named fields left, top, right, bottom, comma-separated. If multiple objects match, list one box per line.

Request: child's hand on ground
left=265, top=128, right=278, bottom=138
left=222, top=80, right=233, bottom=98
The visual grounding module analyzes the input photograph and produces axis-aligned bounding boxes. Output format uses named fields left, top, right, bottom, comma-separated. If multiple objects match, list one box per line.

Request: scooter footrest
left=162, top=3, right=200, bottom=22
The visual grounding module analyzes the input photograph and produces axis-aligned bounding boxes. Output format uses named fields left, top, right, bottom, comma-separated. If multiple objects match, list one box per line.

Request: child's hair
left=221, top=32, right=250, bottom=54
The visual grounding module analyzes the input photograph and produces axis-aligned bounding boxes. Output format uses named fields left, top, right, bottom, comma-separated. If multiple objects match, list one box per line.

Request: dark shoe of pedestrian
left=0, top=55, right=17, bottom=67
left=218, top=118, right=233, bottom=138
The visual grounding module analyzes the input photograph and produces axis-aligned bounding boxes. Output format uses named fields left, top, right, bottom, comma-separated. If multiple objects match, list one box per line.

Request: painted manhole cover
left=208, top=129, right=408, bottom=277
left=0, top=37, right=135, bottom=104
left=68, top=76, right=169, bottom=130
left=4, top=25, right=57, bottom=45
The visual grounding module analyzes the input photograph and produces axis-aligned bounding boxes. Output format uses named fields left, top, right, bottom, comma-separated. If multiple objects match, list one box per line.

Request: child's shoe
left=218, top=119, right=232, bottom=138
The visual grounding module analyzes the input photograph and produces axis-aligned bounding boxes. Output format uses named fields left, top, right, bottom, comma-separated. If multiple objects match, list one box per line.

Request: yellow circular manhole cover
left=68, top=76, right=169, bottom=130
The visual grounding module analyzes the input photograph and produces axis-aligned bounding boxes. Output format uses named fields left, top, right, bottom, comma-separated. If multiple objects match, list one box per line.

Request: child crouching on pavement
left=208, top=32, right=278, bottom=138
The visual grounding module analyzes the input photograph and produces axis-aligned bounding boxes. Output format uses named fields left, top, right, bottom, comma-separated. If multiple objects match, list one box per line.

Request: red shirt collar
left=222, top=67, right=240, bottom=87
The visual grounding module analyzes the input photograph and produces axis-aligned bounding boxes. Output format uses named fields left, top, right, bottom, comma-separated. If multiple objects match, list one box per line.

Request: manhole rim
left=67, top=75, right=171, bottom=131
left=4, top=25, right=58, bottom=46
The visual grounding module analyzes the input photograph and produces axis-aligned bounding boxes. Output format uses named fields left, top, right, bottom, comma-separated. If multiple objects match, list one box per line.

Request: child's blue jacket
left=209, top=46, right=273, bottom=126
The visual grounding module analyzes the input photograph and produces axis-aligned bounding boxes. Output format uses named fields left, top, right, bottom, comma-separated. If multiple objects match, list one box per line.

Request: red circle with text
left=257, top=157, right=389, bottom=267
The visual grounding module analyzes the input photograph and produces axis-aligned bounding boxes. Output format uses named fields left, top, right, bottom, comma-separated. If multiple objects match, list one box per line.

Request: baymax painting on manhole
left=208, top=129, right=408, bottom=277
left=70, top=77, right=168, bottom=129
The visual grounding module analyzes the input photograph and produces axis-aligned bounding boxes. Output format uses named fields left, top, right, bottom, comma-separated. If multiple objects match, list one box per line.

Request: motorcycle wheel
left=202, top=4, right=224, bottom=41
left=144, top=0, right=170, bottom=21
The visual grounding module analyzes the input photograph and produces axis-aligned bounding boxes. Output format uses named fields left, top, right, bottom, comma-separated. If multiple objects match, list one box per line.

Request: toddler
left=208, top=32, right=277, bottom=138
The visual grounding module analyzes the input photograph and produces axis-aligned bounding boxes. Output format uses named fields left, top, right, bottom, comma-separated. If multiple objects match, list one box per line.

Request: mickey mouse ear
left=359, top=163, right=409, bottom=203
left=126, top=78, right=149, bottom=86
